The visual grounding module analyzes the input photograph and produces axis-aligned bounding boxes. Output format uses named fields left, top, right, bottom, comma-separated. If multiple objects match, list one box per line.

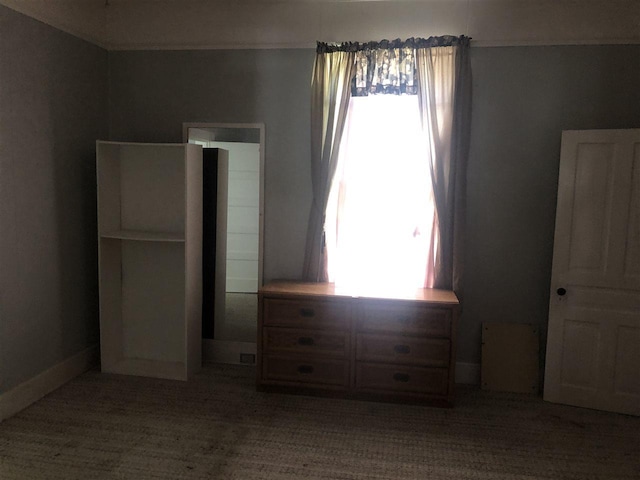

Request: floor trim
left=0, top=345, right=99, bottom=422
left=202, top=339, right=257, bottom=366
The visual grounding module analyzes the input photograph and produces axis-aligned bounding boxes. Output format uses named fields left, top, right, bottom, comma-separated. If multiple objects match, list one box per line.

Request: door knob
left=557, top=288, right=567, bottom=296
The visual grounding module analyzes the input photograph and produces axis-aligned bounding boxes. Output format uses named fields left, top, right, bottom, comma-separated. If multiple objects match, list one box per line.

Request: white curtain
left=302, top=47, right=355, bottom=281
left=416, top=39, right=472, bottom=294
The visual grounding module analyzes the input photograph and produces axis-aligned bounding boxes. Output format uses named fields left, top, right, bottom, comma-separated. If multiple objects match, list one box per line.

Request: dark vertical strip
left=202, top=148, right=218, bottom=339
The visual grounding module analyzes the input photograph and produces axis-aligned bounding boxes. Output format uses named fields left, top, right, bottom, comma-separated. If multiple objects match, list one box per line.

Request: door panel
left=568, top=143, right=613, bottom=272
left=545, top=129, right=640, bottom=416
left=560, top=318, right=600, bottom=389
left=624, top=150, right=640, bottom=278
left=614, top=325, right=640, bottom=395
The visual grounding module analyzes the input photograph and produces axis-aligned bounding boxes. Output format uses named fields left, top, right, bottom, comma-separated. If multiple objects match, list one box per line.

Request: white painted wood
left=96, top=142, right=122, bottom=234
left=121, top=242, right=185, bottom=363
left=100, top=230, right=185, bottom=242
left=97, top=238, right=124, bottom=368
left=103, top=358, right=185, bottom=381
left=119, top=145, right=185, bottom=234
left=185, top=144, right=204, bottom=379
left=0, top=345, right=99, bottom=422
left=215, top=150, right=229, bottom=346
left=544, top=129, right=640, bottom=416
left=96, top=141, right=203, bottom=381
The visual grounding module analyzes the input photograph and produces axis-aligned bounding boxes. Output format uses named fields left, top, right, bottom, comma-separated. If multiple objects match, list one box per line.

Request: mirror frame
left=183, top=122, right=265, bottom=288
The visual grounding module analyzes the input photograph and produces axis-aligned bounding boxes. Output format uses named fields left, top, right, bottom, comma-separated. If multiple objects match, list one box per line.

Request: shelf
left=97, top=141, right=203, bottom=381
left=100, top=229, right=185, bottom=242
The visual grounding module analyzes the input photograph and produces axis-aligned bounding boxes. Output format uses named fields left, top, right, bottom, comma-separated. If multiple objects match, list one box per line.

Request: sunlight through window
left=325, top=95, right=436, bottom=293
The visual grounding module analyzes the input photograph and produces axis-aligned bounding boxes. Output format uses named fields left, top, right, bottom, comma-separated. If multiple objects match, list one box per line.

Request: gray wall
left=108, top=45, right=640, bottom=366
left=464, top=46, right=640, bottom=364
left=0, top=5, right=108, bottom=393
left=108, top=49, right=315, bottom=283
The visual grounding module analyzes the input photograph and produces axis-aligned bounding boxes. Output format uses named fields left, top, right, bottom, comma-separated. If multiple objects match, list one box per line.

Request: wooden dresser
left=257, top=281, right=459, bottom=405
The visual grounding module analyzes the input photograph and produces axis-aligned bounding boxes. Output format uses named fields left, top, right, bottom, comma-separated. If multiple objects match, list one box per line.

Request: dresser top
left=259, top=281, right=459, bottom=305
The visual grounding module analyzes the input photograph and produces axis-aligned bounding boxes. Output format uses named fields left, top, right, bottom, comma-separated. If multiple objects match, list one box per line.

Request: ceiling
left=2, top=0, right=639, bottom=50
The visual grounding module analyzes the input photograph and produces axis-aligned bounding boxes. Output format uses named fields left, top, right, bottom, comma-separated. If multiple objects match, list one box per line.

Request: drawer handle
left=300, top=308, right=315, bottom=318
left=393, top=373, right=410, bottom=383
left=297, top=336, right=315, bottom=346
left=298, top=365, right=314, bottom=374
left=393, top=344, right=410, bottom=354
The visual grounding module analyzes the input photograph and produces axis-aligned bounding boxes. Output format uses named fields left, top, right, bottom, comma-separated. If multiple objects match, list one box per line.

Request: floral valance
left=316, top=36, right=471, bottom=96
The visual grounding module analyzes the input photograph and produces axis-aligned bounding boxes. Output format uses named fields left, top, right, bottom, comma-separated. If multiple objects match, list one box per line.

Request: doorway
left=184, top=123, right=265, bottom=364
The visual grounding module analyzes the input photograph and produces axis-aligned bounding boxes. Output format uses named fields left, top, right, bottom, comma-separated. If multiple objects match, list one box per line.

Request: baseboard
left=0, top=345, right=99, bottom=422
left=0, top=345, right=477, bottom=421
left=202, top=339, right=257, bottom=365
left=455, top=362, right=481, bottom=385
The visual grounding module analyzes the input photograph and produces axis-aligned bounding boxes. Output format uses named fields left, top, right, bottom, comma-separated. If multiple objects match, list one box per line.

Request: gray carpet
left=0, top=364, right=638, bottom=479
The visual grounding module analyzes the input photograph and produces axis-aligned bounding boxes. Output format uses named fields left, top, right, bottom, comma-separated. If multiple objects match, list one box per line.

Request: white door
left=544, top=129, right=640, bottom=416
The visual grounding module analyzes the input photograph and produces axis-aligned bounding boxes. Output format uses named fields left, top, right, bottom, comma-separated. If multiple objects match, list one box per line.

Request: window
left=324, top=94, right=436, bottom=292
left=307, top=38, right=471, bottom=291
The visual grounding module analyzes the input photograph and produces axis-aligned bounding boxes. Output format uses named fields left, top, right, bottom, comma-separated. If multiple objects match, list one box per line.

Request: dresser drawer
left=356, top=333, right=450, bottom=367
left=263, top=298, right=351, bottom=330
left=264, top=327, right=349, bottom=358
left=358, top=302, right=451, bottom=337
left=263, top=355, right=349, bottom=387
left=356, top=363, right=449, bottom=395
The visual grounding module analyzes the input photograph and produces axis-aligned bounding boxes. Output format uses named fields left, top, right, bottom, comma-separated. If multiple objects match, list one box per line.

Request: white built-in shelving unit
left=96, top=141, right=203, bottom=380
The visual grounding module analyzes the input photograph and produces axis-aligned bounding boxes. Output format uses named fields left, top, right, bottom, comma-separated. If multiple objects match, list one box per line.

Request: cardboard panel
left=481, top=322, right=539, bottom=393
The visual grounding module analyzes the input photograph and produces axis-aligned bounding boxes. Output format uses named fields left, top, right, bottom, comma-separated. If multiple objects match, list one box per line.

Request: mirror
left=184, top=123, right=264, bottom=363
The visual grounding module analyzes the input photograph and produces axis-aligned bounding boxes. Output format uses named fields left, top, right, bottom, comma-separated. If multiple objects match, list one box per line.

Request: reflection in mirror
left=184, top=123, right=264, bottom=364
